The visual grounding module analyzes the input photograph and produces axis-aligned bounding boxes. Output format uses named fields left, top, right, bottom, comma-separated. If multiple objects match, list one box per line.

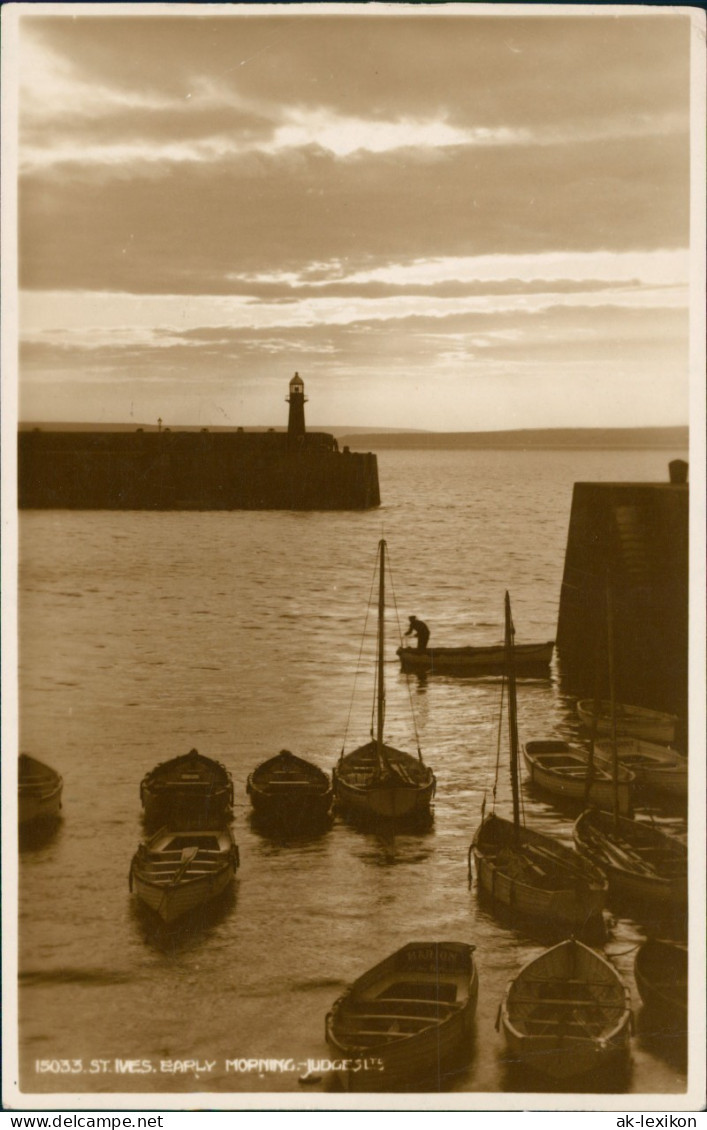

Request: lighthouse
left=286, top=371, right=307, bottom=445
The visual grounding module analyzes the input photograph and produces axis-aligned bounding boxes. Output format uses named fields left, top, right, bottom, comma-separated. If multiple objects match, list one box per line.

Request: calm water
left=16, top=448, right=689, bottom=1100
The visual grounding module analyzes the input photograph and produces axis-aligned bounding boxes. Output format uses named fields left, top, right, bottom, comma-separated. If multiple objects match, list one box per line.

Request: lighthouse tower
left=286, top=371, right=307, bottom=445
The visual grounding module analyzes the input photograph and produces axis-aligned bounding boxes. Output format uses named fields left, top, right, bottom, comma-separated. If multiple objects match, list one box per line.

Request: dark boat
left=470, top=594, right=607, bottom=936
left=333, top=540, right=436, bottom=821
left=18, top=754, right=63, bottom=826
left=326, top=941, right=478, bottom=1090
left=130, top=826, right=239, bottom=924
left=247, top=750, right=333, bottom=826
left=634, top=939, right=687, bottom=1024
left=140, top=748, right=233, bottom=828
left=397, top=640, right=553, bottom=676
left=500, top=938, right=631, bottom=1081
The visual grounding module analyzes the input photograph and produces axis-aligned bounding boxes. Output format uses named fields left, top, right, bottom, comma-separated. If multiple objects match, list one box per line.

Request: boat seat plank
left=511, top=997, right=625, bottom=1008
left=346, top=1012, right=441, bottom=1023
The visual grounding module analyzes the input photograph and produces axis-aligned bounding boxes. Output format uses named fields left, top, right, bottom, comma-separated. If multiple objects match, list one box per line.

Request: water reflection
left=129, top=884, right=238, bottom=954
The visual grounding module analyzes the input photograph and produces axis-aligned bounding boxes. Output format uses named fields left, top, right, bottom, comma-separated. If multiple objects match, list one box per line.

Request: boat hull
left=326, top=941, right=477, bottom=1090
left=523, top=740, right=633, bottom=815
left=397, top=641, right=554, bottom=676
left=472, top=813, right=606, bottom=933
left=577, top=701, right=678, bottom=745
left=140, top=749, right=233, bottom=828
left=18, top=755, right=63, bottom=826
left=333, top=742, right=435, bottom=821
left=130, top=828, right=239, bottom=924
left=247, top=751, right=332, bottom=826
left=573, top=810, right=687, bottom=909
left=502, top=939, right=631, bottom=1081
left=593, top=739, right=687, bottom=799
left=634, top=940, right=687, bottom=1025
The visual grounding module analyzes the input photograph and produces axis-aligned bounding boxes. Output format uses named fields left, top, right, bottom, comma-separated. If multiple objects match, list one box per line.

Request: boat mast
left=376, top=539, right=386, bottom=770
left=505, top=592, right=521, bottom=843
left=606, top=582, right=621, bottom=831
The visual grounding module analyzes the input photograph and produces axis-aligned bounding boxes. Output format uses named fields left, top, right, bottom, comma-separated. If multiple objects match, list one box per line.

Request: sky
left=9, top=3, right=699, bottom=431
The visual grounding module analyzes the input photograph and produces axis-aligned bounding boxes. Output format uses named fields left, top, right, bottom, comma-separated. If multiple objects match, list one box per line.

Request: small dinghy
left=573, top=810, right=687, bottom=909
left=19, top=754, right=63, bottom=826
left=593, top=739, right=687, bottom=800
left=326, top=942, right=478, bottom=1090
left=140, top=748, right=233, bottom=827
left=523, top=739, right=634, bottom=815
left=577, top=701, right=678, bottom=745
left=634, top=939, right=687, bottom=1025
left=247, top=750, right=333, bottom=826
left=500, top=938, right=631, bottom=1081
left=397, top=640, right=554, bottom=677
left=129, top=826, right=239, bottom=924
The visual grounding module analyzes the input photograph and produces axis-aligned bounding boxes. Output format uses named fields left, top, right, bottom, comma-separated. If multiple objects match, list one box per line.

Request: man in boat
left=405, top=616, right=430, bottom=651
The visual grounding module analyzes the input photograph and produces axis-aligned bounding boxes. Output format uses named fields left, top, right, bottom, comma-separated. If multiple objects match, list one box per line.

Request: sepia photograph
left=2, top=1, right=705, bottom=1114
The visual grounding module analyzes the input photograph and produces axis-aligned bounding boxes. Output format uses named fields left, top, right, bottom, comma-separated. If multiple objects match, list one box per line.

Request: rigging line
left=491, top=675, right=505, bottom=812
left=340, top=541, right=379, bottom=758
left=386, top=545, right=424, bottom=759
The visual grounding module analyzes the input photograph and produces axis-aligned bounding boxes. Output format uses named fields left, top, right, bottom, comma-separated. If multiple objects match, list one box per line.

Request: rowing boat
left=522, top=739, right=634, bottom=815
left=593, top=739, right=687, bottom=800
left=140, top=748, right=233, bottom=828
left=18, top=754, right=63, bottom=826
left=247, top=749, right=333, bottom=826
left=500, top=938, right=631, bottom=1080
left=576, top=701, right=678, bottom=745
left=471, top=595, right=607, bottom=936
left=634, top=939, right=687, bottom=1025
left=397, top=640, right=553, bottom=676
left=334, top=541, right=436, bottom=822
left=129, top=826, right=239, bottom=924
left=573, top=809, right=687, bottom=909
left=326, top=941, right=478, bottom=1090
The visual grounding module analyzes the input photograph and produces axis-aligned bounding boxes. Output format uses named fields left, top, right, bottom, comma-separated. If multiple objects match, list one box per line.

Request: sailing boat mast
left=606, top=581, right=621, bottom=831
left=505, top=592, right=521, bottom=843
left=376, top=539, right=386, bottom=769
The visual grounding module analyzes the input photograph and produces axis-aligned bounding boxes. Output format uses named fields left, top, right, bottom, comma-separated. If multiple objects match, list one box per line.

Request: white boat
left=500, top=938, right=631, bottom=1081
left=19, top=754, right=63, bottom=826
left=523, top=739, right=634, bottom=815
left=593, top=738, right=687, bottom=799
left=471, top=595, right=607, bottom=936
left=326, top=941, right=478, bottom=1090
left=129, top=827, right=239, bottom=924
left=577, top=700, right=678, bottom=745
left=333, top=540, right=436, bottom=821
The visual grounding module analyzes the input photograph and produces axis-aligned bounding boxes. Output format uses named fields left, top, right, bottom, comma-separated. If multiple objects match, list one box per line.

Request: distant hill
left=335, top=427, right=689, bottom=451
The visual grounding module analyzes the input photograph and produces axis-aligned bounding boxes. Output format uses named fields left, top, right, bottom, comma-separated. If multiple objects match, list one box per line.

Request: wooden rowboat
left=634, top=939, right=687, bottom=1025
left=247, top=749, right=333, bottom=826
left=573, top=809, right=687, bottom=909
left=326, top=941, right=478, bottom=1090
left=334, top=541, right=436, bottom=822
left=397, top=640, right=553, bottom=676
left=593, top=739, right=687, bottom=800
left=140, top=748, right=233, bottom=828
left=129, top=826, right=239, bottom=924
left=523, top=739, right=634, bottom=815
left=19, top=754, right=63, bottom=826
left=577, top=700, right=678, bottom=745
left=500, top=938, right=631, bottom=1081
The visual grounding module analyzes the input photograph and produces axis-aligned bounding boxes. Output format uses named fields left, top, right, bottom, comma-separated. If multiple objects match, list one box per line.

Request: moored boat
left=334, top=541, right=436, bottom=822
left=397, top=640, right=553, bottom=676
left=593, top=738, right=687, bottom=800
left=500, top=938, right=631, bottom=1081
left=576, top=700, right=678, bottom=745
left=634, top=939, right=687, bottom=1024
left=19, top=754, right=63, bottom=826
left=129, top=826, right=239, bottom=924
left=140, top=748, right=233, bottom=828
left=471, top=595, right=607, bottom=936
left=326, top=941, right=478, bottom=1090
left=247, top=749, right=333, bottom=826
left=573, top=809, right=687, bottom=909
left=522, top=739, right=634, bottom=815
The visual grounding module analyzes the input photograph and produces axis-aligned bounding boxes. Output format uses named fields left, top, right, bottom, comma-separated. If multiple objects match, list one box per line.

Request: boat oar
left=169, top=845, right=200, bottom=886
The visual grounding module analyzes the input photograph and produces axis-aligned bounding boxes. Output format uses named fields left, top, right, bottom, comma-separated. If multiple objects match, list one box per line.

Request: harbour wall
left=18, top=429, right=381, bottom=511
left=556, top=474, right=688, bottom=727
